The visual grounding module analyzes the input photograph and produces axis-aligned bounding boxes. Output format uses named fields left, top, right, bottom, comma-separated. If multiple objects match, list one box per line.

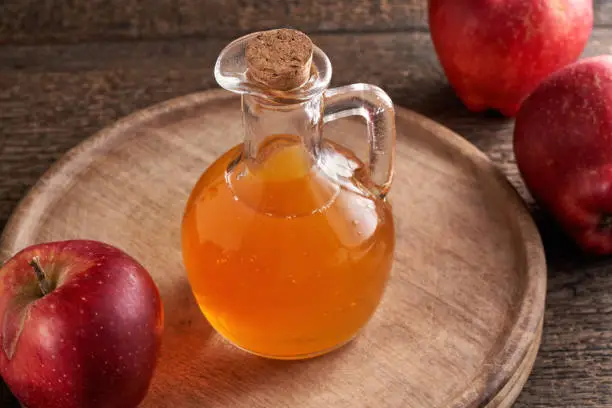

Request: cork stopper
left=245, top=28, right=314, bottom=91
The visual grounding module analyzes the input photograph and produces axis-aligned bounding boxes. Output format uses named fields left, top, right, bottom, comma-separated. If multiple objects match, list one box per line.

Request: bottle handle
left=323, top=84, right=396, bottom=198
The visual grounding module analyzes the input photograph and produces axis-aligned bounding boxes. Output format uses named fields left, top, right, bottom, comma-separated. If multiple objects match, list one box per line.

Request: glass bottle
left=181, top=29, right=396, bottom=360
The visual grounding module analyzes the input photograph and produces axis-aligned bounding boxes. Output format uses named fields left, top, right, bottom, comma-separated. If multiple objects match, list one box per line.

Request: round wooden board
left=0, top=89, right=546, bottom=408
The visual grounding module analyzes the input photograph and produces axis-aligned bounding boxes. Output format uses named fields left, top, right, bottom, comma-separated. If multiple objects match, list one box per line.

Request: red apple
left=0, top=240, right=164, bottom=408
left=428, top=0, right=593, bottom=116
left=514, top=55, right=612, bottom=254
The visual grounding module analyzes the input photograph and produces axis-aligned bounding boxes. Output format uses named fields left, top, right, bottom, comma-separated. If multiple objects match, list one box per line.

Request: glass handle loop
left=323, top=84, right=396, bottom=197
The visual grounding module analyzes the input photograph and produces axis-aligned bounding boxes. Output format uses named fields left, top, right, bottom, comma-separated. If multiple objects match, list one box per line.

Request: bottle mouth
left=214, top=31, right=332, bottom=104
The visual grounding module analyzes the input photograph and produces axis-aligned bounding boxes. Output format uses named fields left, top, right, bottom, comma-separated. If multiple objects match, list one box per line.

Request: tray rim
left=0, top=88, right=547, bottom=407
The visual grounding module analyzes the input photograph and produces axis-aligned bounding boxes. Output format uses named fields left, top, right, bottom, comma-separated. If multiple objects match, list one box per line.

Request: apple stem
left=29, top=256, right=51, bottom=296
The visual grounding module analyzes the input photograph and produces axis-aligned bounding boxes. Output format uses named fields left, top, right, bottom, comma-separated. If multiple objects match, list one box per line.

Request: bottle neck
left=241, top=94, right=323, bottom=162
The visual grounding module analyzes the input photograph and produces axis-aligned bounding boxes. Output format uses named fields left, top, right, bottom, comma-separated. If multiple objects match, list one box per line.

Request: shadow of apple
left=0, top=377, right=19, bottom=407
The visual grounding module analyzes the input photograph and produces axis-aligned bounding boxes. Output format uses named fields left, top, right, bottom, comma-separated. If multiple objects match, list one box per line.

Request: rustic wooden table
left=1, top=1, right=611, bottom=407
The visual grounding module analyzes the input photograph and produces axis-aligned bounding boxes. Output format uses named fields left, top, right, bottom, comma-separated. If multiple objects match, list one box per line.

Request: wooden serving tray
left=0, top=89, right=546, bottom=407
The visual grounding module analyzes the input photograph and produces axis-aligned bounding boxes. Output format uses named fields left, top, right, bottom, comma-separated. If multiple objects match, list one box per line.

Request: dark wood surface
left=1, top=1, right=612, bottom=407
left=1, top=0, right=611, bottom=44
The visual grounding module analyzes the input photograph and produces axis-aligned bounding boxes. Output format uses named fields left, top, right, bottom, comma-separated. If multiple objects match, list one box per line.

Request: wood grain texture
left=0, top=0, right=427, bottom=45
left=1, top=0, right=610, bottom=45
left=596, top=0, right=612, bottom=25
left=1, top=28, right=612, bottom=407
left=0, top=89, right=546, bottom=407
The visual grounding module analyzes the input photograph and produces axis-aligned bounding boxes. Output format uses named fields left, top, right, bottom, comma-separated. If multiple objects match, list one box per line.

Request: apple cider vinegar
left=181, top=28, right=397, bottom=359
left=182, top=138, right=394, bottom=359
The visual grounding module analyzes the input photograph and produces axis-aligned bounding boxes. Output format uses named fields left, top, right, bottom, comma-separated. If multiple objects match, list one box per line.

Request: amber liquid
left=181, top=135, right=395, bottom=359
